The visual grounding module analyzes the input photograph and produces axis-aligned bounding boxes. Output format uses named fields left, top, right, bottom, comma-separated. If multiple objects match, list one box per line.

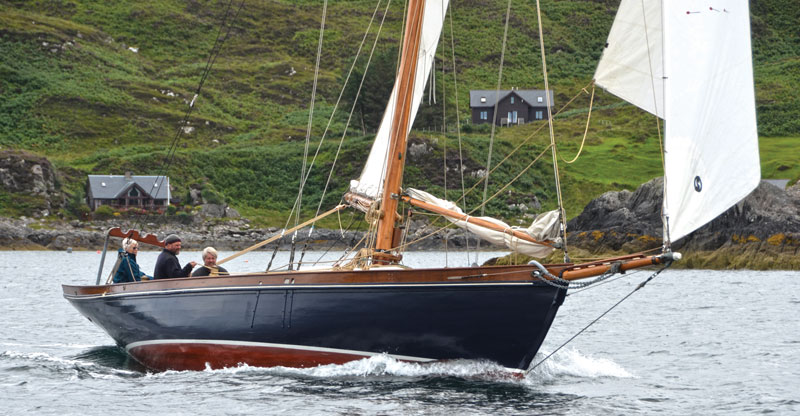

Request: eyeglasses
left=132, top=246, right=139, bottom=250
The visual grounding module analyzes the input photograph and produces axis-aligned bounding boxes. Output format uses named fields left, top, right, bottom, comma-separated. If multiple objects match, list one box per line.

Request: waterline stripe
left=126, top=339, right=436, bottom=363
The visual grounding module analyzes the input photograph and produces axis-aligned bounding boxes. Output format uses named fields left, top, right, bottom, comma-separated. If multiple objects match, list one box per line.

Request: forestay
left=595, top=0, right=760, bottom=244
left=349, top=0, right=450, bottom=199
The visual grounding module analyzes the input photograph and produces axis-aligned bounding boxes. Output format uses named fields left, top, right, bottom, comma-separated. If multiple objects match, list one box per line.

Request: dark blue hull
left=64, top=266, right=567, bottom=371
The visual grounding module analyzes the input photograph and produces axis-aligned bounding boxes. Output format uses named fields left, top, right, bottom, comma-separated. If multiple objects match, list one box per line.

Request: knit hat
left=164, top=234, right=181, bottom=244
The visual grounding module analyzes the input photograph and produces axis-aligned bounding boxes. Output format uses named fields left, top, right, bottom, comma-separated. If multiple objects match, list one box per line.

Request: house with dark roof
left=469, top=89, right=554, bottom=126
left=86, top=173, right=171, bottom=211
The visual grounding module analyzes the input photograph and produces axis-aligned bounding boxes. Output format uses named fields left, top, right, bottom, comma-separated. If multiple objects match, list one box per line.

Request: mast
left=374, top=0, right=426, bottom=256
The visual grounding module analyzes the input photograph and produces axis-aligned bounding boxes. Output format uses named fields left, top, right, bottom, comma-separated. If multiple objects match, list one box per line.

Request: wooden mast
left=374, top=0, right=426, bottom=259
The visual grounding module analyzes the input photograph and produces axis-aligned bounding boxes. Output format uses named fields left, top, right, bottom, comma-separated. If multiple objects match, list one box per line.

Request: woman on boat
left=113, top=238, right=151, bottom=283
left=191, top=247, right=229, bottom=277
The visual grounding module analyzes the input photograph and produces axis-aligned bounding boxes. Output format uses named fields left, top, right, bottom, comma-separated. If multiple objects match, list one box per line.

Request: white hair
left=202, top=247, right=218, bottom=259
left=122, top=238, right=137, bottom=251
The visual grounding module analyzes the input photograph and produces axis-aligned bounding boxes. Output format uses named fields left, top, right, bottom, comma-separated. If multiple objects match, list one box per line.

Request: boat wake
left=0, top=347, right=144, bottom=379
left=527, top=348, right=634, bottom=381
left=143, top=349, right=632, bottom=384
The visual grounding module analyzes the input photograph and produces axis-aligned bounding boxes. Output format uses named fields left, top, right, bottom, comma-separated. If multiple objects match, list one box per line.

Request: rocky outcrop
left=0, top=150, right=65, bottom=216
left=566, top=178, right=800, bottom=267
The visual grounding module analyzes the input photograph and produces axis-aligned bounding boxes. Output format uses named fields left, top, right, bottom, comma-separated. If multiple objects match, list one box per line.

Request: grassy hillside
left=1, top=0, right=798, bottom=226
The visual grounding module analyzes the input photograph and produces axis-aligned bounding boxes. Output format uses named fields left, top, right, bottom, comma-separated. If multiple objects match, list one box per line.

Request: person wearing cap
left=153, top=234, right=197, bottom=279
left=191, top=247, right=229, bottom=277
left=113, top=238, right=151, bottom=283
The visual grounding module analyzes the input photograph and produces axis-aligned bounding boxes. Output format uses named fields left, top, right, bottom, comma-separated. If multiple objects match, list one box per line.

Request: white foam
left=526, top=348, right=634, bottom=380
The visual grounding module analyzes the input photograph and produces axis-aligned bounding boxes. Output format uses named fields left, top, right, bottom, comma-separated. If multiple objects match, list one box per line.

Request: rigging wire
left=129, top=0, right=244, bottom=234
left=297, top=0, right=394, bottom=268
left=477, top=0, right=513, bottom=263
left=267, top=0, right=389, bottom=270
left=446, top=2, right=471, bottom=264
left=534, top=0, right=569, bottom=262
left=526, top=262, right=673, bottom=375
left=289, top=0, right=329, bottom=270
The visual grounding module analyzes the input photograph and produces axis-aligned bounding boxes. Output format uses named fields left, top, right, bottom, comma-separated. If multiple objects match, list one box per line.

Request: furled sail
left=349, top=0, right=449, bottom=199
left=596, top=0, right=760, bottom=244
left=406, top=188, right=560, bottom=257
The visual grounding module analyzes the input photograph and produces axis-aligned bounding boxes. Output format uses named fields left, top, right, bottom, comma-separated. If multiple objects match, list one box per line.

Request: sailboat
left=63, top=0, right=759, bottom=373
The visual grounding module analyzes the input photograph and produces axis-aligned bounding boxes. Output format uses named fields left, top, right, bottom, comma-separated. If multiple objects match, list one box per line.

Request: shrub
left=93, top=205, right=115, bottom=220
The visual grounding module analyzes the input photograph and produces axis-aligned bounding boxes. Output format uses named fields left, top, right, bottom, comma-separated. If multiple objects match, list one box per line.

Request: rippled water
left=1, top=251, right=798, bottom=415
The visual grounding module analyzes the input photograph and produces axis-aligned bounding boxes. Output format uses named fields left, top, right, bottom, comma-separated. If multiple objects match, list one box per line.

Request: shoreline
left=2, top=217, right=798, bottom=270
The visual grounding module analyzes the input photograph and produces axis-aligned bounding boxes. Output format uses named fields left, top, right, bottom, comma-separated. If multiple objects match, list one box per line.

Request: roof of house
left=87, top=175, right=170, bottom=199
left=469, top=89, right=554, bottom=108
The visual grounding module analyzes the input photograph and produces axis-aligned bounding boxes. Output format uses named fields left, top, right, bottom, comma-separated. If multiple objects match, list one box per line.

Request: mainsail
left=349, top=0, right=449, bottom=199
left=594, top=0, right=760, bottom=244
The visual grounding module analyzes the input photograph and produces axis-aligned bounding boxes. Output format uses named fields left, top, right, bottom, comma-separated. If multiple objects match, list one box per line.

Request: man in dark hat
left=153, top=234, right=197, bottom=279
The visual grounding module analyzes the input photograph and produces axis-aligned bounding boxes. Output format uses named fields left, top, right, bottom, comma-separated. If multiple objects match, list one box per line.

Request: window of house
left=510, top=97, right=515, bottom=104
left=480, top=97, right=486, bottom=103
left=480, top=111, right=488, bottom=120
left=512, top=111, right=518, bottom=123
left=538, top=96, right=543, bottom=103
left=536, top=111, right=543, bottom=120
left=129, top=188, right=140, bottom=197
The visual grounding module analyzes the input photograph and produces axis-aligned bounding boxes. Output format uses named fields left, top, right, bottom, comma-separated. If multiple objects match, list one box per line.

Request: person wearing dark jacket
left=153, top=234, right=197, bottom=279
left=113, top=238, right=151, bottom=283
left=191, top=247, right=229, bottom=277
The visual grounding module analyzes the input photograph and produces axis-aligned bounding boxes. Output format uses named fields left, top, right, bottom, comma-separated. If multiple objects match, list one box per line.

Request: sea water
left=1, top=251, right=798, bottom=415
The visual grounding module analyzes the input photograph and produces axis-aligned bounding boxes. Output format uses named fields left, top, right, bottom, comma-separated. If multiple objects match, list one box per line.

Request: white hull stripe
left=126, top=339, right=437, bottom=363
left=66, top=281, right=535, bottom=300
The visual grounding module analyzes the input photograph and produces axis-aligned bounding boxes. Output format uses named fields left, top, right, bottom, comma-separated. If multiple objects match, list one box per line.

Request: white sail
left=597, top=0, right=760, bottom=243
left=594, top=0, right=663, bottom=118
left=349, top=0, right=449, bottom=199
left=406, top=188, right=560, bottom=257
left=663, top=0, right=760, bottom=242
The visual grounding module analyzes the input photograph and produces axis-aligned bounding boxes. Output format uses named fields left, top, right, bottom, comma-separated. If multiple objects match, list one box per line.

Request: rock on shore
left=566, top=178, right=800, bottom=269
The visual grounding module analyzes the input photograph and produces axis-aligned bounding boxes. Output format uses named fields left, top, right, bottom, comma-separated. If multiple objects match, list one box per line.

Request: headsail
left=596, top=0, right=760, bottom=244
left=349, top=0, right=450, bottom=199
left=593, top=0, right=663, bottom=118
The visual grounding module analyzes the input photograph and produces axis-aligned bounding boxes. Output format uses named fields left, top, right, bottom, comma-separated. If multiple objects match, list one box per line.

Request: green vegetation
left=1, top=0, right=798, bottom=226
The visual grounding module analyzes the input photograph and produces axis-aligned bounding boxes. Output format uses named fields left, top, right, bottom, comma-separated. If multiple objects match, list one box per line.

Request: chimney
left=124, top=171, right=133, bottom=181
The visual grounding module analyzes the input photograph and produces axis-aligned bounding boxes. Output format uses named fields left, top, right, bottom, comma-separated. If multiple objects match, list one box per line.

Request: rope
left=534, top=0, right=569, bottom=262
left=446, top=3, right=471, bottom=264
left=637, top=0, right=670, bottom=251
left=129, top=0, right=244, bottom=233
left=290, top=0, right=329, bottom=269
left=269, top=0, right=389, bottom=266
left=477, top=0, right=513, bottom=260
left=525, top=262, right=672, bottom=375
left=560, top=84, right=595, bottom=164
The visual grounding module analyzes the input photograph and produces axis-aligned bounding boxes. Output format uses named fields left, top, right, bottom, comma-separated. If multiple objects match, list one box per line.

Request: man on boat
left=191, top=246, right=229, bottom=277
left=153, top=234, right=197, bottom=279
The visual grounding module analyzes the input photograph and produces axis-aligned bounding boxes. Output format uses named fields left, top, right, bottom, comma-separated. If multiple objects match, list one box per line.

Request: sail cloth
left=593, top=0, right=663, bottom=118
left=406, top=188, right=560, bottom=257
left=349, top=0, right=450, bottom=199
left=595, top=0, right=760, bottom=243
